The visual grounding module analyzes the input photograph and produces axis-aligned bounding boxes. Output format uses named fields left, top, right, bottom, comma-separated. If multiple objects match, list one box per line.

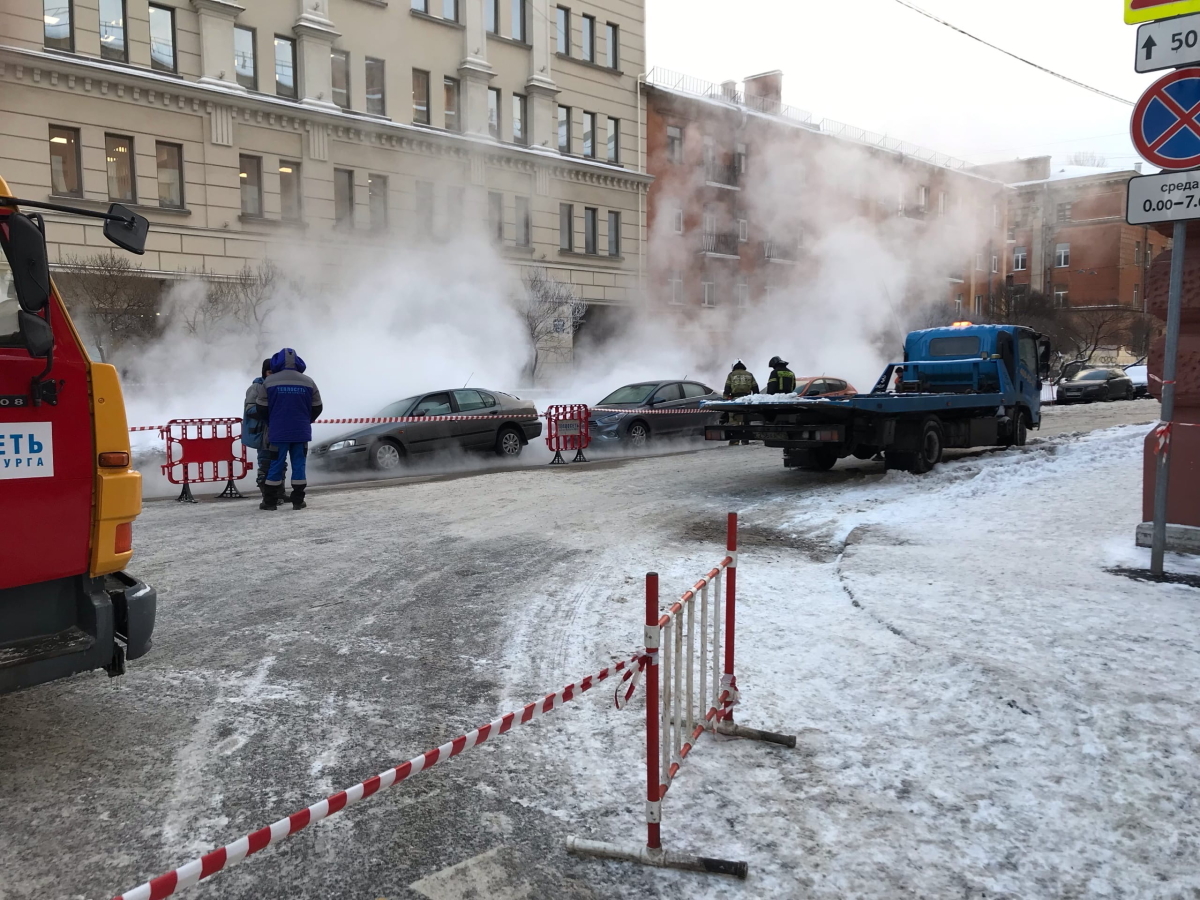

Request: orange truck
left=0, top=175, right=156, bottom=694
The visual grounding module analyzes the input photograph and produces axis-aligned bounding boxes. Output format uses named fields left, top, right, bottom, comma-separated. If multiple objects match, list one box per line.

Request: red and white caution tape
left=1155, top=422, right=1172, bottom=455
left=111, top=654, right=642, bottom=900
left=315, top=414, right=540, bottom=425
left=129, top=425, right=164, bottom=433
left=590, top=407, right=715, bottom=416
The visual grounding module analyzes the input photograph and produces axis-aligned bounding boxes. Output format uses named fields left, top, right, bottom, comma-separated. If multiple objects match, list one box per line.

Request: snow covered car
left=1124, top=364, right=1150, bottom=398
left=1056, top=367, right=1137, bottom=404
left=589, top=380, right=722, bottom=447
left=310, top=389, right=542, bottom=471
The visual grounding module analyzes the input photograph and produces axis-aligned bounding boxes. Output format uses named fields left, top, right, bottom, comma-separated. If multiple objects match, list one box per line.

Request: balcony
left=763, top=238, right=800, bottom=262
left=701, top=231, right=741, bottom=257
left=704, top=162, right=740, bottom=189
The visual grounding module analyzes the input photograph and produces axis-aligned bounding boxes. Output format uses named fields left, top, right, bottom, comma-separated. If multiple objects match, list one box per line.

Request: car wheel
left=627, top=421, right=650, bottom=448
left=495, top=426, right=523, bottom=458
left=908, top=417, right=944, bottom=475
left=1126, top=386, right=1136, bottom=401
left=369, top=439, right=404, bottom=471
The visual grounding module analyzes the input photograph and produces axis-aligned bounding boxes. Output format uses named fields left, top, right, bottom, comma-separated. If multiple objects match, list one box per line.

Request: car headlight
left=598, top=414, right=624, bottom=424
left=330, top=439, right=357, bottom=451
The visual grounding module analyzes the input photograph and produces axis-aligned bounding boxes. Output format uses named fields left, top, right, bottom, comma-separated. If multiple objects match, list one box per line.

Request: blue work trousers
left=256, top=446, right=287, bottom=485
left=266, top=442, right=307, bottom=486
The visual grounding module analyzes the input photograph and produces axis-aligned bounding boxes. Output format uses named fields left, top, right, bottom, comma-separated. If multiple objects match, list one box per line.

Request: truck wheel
left=1013, top=413, right=1028, bottom=447
left=811, top=447, right=839, bottom=470
left=909, top=418, right=944, bottom=474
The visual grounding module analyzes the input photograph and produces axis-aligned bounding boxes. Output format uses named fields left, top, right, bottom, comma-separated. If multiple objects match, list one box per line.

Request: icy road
left=2, top=400, right=1196, bottom=900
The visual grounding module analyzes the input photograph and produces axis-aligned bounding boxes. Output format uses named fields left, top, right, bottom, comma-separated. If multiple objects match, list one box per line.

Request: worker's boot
left=259, top=483, right=280, bottom=511
left=291, top=485, right=307, bottom=510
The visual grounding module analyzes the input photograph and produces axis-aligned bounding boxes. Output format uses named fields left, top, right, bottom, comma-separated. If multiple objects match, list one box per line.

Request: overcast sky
left=646, top=0, right=1155, bottom=170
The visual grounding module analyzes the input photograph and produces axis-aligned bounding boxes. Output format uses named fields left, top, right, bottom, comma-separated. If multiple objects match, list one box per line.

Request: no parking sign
left=1132, top=67, right=1200, bottom=169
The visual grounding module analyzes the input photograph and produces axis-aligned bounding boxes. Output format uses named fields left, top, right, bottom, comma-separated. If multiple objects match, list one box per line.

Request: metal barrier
left=568, top=513, right=795, bottom=878
left=545, top=404, right=591, bottom=465
left=161, top=418, right=250, bottom=503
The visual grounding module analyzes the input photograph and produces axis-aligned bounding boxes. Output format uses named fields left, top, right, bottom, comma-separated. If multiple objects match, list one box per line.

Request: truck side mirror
left=103, top=204, right=149, bottom=255
left=18, top=310, right=53, bottom=357
left=0, top=212, right=51, bottom=312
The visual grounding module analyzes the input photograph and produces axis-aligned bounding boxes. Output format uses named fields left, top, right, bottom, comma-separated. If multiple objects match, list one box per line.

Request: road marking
left=409, top=847, right=534, bottom=900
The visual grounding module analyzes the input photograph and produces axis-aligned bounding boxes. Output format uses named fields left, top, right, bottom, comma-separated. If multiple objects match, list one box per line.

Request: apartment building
left=971, top=156, right=1164, bottom=311
left=643, top=69, right=1009, bottom=322
left=0, top=0, right=649, bottom=337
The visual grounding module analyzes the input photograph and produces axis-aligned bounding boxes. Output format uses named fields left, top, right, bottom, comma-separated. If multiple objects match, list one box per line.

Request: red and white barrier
left=110, top=655, right=641, bottom=900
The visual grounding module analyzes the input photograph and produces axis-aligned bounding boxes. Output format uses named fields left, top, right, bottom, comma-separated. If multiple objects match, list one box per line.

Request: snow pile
left=506, top=423, right=1199, bottom=898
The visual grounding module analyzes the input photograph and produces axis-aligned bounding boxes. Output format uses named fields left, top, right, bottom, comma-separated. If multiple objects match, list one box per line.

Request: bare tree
left=519, top=267, right=587, bottom=384
left=1055, top=306, right=1138, bottom=364
left=56, top=251, right=163, bottom=362
left=1067, top=150, right=1108, bottom=168
left=176, top=260, right=282, bottom=344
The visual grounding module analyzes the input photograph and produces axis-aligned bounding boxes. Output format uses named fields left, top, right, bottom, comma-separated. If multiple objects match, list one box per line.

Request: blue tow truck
left=705, top=324, right=1053, bottom=474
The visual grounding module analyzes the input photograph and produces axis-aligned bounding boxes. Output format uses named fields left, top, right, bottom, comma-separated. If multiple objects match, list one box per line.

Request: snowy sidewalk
left=534, top=425, right=1199, bottom=899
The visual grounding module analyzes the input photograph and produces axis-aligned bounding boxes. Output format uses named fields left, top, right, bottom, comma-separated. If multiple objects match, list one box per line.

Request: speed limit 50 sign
left=1127, top=170, right=1200, bottom=224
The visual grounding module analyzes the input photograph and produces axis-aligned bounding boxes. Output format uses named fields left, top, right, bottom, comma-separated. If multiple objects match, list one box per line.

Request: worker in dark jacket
left=253, top=348, right=323, bottom=511
left=765, top=356, right=797, bottom=394
left=723, top=360, right=759, bottom=446
left=243, top=359, right=287, bottom=496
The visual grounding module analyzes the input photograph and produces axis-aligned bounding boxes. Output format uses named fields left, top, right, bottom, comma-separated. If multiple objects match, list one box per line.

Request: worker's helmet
left=732, top=359, right=746, bottom=370
left=769, top=356, right=786, bottom=368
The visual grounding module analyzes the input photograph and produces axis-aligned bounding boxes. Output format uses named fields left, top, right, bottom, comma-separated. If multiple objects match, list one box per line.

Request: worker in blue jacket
left=243, top=359, right=287, bottom=499
left=253, top=348, right=323, bottom=510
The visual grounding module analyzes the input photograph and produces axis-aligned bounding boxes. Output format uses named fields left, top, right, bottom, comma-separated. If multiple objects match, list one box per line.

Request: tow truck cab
left=0, top=176, right=156, bottom=695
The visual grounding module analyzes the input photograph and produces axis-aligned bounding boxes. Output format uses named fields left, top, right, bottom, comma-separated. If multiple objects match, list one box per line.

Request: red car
left=794, top=376, right=857, bottom=398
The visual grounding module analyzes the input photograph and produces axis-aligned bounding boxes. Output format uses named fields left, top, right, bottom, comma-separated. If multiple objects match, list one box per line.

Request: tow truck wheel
left=1013, top=413, right=1028, bottom=447
left=909, top=418, right=944, bottom=475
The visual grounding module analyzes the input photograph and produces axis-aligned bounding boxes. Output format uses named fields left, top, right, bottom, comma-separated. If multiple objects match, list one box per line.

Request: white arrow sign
left=1137, top=13, right=1200, bottom=73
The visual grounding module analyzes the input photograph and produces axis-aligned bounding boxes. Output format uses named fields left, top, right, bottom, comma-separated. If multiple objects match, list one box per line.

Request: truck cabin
left=888, top=324, right=1051, bottom=395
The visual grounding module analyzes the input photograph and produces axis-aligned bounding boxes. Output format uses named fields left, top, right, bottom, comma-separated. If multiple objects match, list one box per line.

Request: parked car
left=1125, top=364, right=1150, bottom=398
left=311, top=388, right=542, bottom=471
left=590, top=380, right=722, bottom=447
left=1056, top=367, right=1136, bottom=404
left=794, top=376, right=858, bottom=398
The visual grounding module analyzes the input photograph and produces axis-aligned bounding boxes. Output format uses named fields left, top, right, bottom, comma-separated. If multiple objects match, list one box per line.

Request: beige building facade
left=0, top=0, right=649, bottom=314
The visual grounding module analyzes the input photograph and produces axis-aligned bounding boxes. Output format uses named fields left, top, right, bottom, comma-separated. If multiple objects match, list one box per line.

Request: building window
left=1057, top=202, right=1072, bottom=223
left=992, top=204, right=1000, bottom=227
left=99, top=0, right=127, bottom=62
left=581, top=15, right=595, bottom=61
left=973, top=294, right=983, bottom=316
left=511, top=0, right=526, bottom=41
left=556, top=6, right=569, bottom=54
left=672, top=204, right=683, bottom=234
left=156, top=142, right=184, bottom=209
left=488, top=87, right=501, bottom=139
left=702, top=280, right=716, bottom=308
left=274, top=36, right=297, bottom=99
left=104, top=134, right=135, bottom=203
left=916, top=185, right=928, bottom=211
left=234, top=26, right=257, bottom=90
left=668, top=270, right=683, bottom=305
left=148, top=4, right=176, bottom=72
left=558, top=105, right=571, bottom=153
left=1054, top=285, right=1069, bottom=307
left=955, top=293, right=964, bottom=315
left=516, top=196, right=531, bottom=247
left=1134, top=284, right=1140, bottom=307
left=1013, top=246, right=1027, bottom=271
left=512, top=94, right=526, bottom=144
left=43, top=0, right=73, bottom=52
left=975, top=252, right=984, bottom=271
left=368, top=174, right=388, bottom=230
left=411, top=0, right=427, bottom=10
left=939, top=192, right=948, bottom=216
left=442, top=184, right=462, bottom=234
left=488, top=192, right=504, bottom=243
left=279, top=161, right=301, bottom=221
left=333, top=168, right=354, bottom=227
left=608, top=210, right=621, bottom=256
left=702, top=209, right=716, bottom=235
left=605, top=22, right=619, bottom=68
left=559, top=203, right=573, bottom=250
left=48, top=125, right=82, bottom=197
left=1055, top=243, right=1070, bottom=268
left=485, top=0, right=497, bottom=32
left=239, top=155, right=263, bottom=217
left=365, top=57, right=386, bottom=116
left=412, top=69, right=430, bottom=124
left=584, top=207, right=598, bottom=254
left=666, top=125, right=683, bottom=163
left=582, top=112, right=596, bottom=158
left=991, top=254, right=999, bottom=274
left=331, top=49, right=350, bottom=109
left=1134, top=241, right=1143, bottom=265
left=444, top=77, right=460, bottom=131
left=735, top=142, right=747, bottom=175
left=737, top=282, right=750, bottom=308
left=442, top=0, right=458, bottom=21
left=416, top=180, right=433, bottom=231
left=737, top=217, right=748, bottom=242
left=607, top=117, right=620, bottom=163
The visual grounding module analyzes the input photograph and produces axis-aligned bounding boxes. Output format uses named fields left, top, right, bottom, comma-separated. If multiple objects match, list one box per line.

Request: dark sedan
left=311, top=389, right=542, bottom=471
left=1056, top=367, right=1137, bottom=404
left=589, top=380, right=722, bottom=447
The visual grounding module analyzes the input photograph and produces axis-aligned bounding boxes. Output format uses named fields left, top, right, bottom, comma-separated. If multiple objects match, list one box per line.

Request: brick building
left=642, top=69, right=1010, bottom=322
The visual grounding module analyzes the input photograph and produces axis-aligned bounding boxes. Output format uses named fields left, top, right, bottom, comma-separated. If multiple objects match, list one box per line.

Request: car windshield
left=599, top=383, right=659, bottom=405
left=1071, top=370, right=1109, bottom=381
left=378, top=396, right=420, bottom=417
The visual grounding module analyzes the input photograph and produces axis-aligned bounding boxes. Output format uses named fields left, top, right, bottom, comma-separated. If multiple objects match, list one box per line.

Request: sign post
left=1151, top=223, right=1187, bottom=576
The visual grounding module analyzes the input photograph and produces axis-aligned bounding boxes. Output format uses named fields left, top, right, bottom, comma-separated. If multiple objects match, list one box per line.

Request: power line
left=890, top=0, right=1135, bottom=107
